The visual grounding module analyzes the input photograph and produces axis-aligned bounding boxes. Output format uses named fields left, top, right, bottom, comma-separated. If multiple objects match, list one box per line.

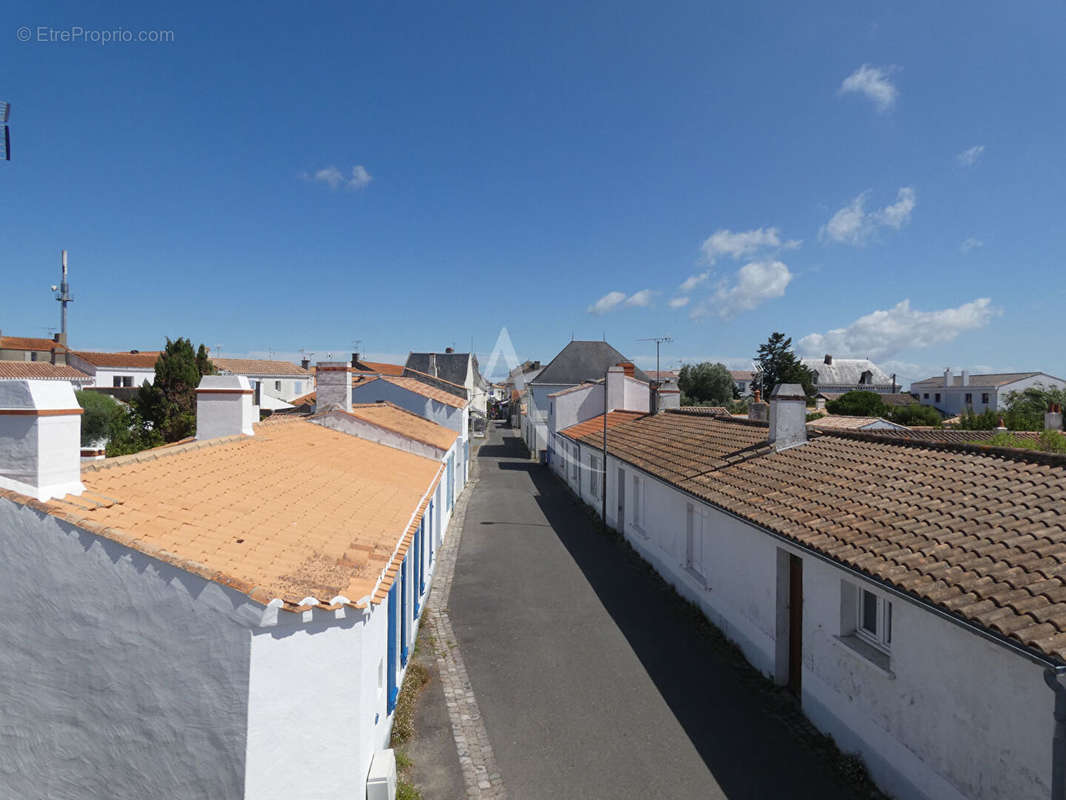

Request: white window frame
left=589, top=454, right=601, bottom=500
left=855, top=587, right=892, bottom=653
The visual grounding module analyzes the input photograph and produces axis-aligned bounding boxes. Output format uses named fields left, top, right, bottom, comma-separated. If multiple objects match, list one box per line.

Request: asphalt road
left=448, top=422, right=867, bottom=800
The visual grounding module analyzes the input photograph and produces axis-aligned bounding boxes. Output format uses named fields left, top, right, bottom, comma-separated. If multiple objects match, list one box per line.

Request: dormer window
left=859, top=370, right=873, bottom=385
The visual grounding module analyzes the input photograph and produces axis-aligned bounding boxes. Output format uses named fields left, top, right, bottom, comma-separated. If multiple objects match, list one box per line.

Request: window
left=964, top=392, right=973, bottom=405
left=589, top=454, right=601, bottom=499
left=30, top=351, right=39, bottom=362
left=113, top=376, right=123, bottom=387
left=685, top=504, right=705, bottom=582
left=631, top=474, right=644, bottom=531
left=982, top=392, right=990, bottom=405
left=122, top=376, right=133, bottom=388
left=935, top=393, right=941, bottom=403
left=274, top=380, right=282, bottom=392
left=570, top=443, right=579, bottom=482
left=923, top=393, right=929, bottom=399
left=856, top=588, right=892, bottom=652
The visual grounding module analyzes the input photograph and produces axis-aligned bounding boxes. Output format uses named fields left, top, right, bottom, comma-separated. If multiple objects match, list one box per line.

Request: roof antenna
left=52, top=250, right=73, bottom=346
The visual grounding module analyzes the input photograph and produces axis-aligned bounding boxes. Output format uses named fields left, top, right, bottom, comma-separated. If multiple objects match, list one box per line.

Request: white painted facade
left=912, top=372, right=1066, bottom=416
left=553, top=430, right=1055, bottom=800
left=67, top=353, right=156, bottom=388
left=0, top=468, right=455, bottom=799
left=546, top=373, right=650, bottom=465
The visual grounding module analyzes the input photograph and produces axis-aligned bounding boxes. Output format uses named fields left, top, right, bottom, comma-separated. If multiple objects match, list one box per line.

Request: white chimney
left=656, top=378, right=681, bottom=411
left=606, top=365, right=625, bottom=411
left=0, top=380, right=85, bottom=501
left=961, top=370, right=969, bottom=387
left=196, top=375, right=255, bottom=440
left=315, top=362, right=352, bottom=413
left=1046, top=404, right=1064, bottom=432
left=944, top=368, right=953, bottom=388
left=769, top=384, right=807, bottom=451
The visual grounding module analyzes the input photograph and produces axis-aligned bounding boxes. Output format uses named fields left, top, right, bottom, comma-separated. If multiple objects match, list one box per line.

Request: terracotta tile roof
left=356, top=376, right=468, bottom=409
left=559, top=411, right=646, bottom=440
left=671, top=406, right=731, bottom=417
left=547, top=382, right=598, bottom=398
left=72, top=351, right=160, bottom=368
left=1, top=417, right=442, bottom=613
left=864, top=428, right=1043, bottom=445
left=336, top=402, right=458, bottom=451
left=912, top=372, right=1053, bottom=388
left=0, top=336, right=69, bottom=352
left=290, top=391, right=315, bottom=407
left=806, top=415, right=904, bottom=430
left=0, top=362, right=92, bottom=381
left=355, top=361, right=404, bottom=376
left=212, top=357, right=310, bottom=376
left=730, top=370, right=754, bottom=380
left=570, top=412, right=1066, bottom=664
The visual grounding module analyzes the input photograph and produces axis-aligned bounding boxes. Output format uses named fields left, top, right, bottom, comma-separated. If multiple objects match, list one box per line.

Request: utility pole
left=52, top=250, right=73, bottom=346
left=638, top=335, right=673, bottom=380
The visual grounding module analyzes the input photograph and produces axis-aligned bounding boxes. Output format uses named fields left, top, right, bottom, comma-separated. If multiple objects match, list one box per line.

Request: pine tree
left=753, top=332, right=814, bottom=398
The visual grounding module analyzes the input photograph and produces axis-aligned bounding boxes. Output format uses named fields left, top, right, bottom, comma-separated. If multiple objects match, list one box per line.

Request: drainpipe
left=602, top=369, right=608, bottom=532
left=1046, top=667, right=1066, bottom=799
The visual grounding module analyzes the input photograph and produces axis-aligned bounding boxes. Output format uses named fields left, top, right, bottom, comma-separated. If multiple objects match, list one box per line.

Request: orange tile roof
left=403, top=367, right=467, bottom=391
left=212, top=357, right=310, bottom=376
left=356, top=376, right=468, bottom=409
left=2, top=417, right=443, bottom=613
left=73, top=351, right=160, bottom=368
left=337, top=402, right=458, bottom=451
left=806, top=415, right=902, bottom=430
left=0, top=362, right=92, bottom=381
left=0, top=336, right=69, bottom=352
left=570, top=411, right=1066, bottom=664
left=547, top=382, right=598, bottom=398
left=358, top=361, right=404, bottom=376
left=559, top=410, right=645, bottom=440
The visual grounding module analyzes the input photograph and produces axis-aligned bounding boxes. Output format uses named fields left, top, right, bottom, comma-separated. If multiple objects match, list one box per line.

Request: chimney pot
left=300, top=357, right=310, bottom=370
left=769, top=383, right=807, bottom=451
left=961, top=370, right=969, bottom=387
left=655, top=378, right=681, bottom=412
left=1046, top=404, right=1064, bottom=432
left=196, top=375, right=255, bottom=440
left=351, top=352, right=359, bottom=368
left=445, top=347, right=454, bottom=354
left=0, top=380, right=85, bottom=501
left=944, top=368, right=953, bottom=388
left=314, top=361, right=353, bottom=413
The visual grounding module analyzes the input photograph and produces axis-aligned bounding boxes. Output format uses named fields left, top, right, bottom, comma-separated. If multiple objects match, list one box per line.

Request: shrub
left=825, top=391, right=887, bottom=417
left=889, top=404, right=942, bottom=427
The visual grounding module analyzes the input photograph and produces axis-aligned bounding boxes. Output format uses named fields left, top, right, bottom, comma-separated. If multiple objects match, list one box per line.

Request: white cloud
left=797, top=298, right=998, bottom=360
left=586, top=289, right=653, bottom=314
left=587, top=291, right=626, bottom=315
left=960, top=237, right=984, bottom=253
left=668, top=296, right=690, bottom=309
left=692, top=260, right=793, bottom=320
left=957, top=145, right=985, bottom=167
left=310, top=164, right=373, bottom=190
left=625, top=289, right=654, bottom=308
left=700, top=227, right=799, bottom=264
left=820, top=187, right=916, bottom=245
left=839, top=64, right=898, bottom=112
left=679, top=271, right=710, bottom=292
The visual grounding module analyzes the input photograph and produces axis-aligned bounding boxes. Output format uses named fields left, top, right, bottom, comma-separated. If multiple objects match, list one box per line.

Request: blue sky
left=2, top=1, right=1063, bottom=384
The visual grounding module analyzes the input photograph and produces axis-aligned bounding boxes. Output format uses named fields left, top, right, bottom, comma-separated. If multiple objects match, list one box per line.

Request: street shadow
left=511, top=441, right=862, bottom=799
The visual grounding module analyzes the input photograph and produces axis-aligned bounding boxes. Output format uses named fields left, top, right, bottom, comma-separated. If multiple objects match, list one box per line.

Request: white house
left=523, top=340, right=650, bottom=460
left=911, top=369, right=1066, bottom=416
left=546, top=364, right=656, bottom=467
left=211, top=357, right=312, bottom=405
left=404, top=350, right=488, bottom=419
left=0, top=332, right=71, bottom=365
left=554, top=389, right=1066, bottom=800
left=0, top=376, right=458, bottom=799
left=349, top=370, right=471, bottom=487
left=68, top=350, right=159, bottom=388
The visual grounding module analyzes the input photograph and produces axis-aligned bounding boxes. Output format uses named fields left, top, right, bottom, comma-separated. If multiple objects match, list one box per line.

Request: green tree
left=678, top=362, right=734, bottom=405
left=889, top=404, right=943, bottom=427
left=957, top=408, right=1000, bottom=430
left=129, top=337, right=216, bottom=446
left=1000, top=386, right=1066, bottom=431
left=75, top=390, right=125, bottom=447
left=825, top=391, right=888, bottom=417
left=753, top=332, right=814, bottom=398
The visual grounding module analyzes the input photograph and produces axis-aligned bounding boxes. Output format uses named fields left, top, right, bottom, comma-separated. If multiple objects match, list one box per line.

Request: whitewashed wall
left=556, top=437, right=1053, bottom=800
left=0, top=499, right=252, bottom=800
left=93, top=367, right=155, bottom=388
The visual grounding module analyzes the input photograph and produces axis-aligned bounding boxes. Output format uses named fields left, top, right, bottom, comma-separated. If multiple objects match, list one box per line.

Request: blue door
left=387, top=580, right=398, bottom=713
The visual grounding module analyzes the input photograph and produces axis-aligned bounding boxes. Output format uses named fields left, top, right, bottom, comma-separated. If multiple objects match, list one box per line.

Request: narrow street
left=446, top=422, right=867, bottom=799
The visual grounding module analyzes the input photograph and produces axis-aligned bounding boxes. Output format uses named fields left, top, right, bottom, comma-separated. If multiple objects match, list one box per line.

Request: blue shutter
left=429, top=499, right=435, bottom=563
left=400, top=555, right=409, bottom=666
left=418, top=516, right=426, bottom=597
left=387, top=580, right=398, bottom=713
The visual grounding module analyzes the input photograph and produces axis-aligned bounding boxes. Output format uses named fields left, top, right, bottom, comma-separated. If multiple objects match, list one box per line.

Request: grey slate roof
left=801, top=357, right=893, bottom=386
left=532, top=340, right=650, bottom=385
left=404, top=352, right=480, bottom=389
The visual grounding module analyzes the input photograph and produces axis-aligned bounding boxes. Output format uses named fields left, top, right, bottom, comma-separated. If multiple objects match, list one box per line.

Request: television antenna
left=637, top=336, right=673, bottom=380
